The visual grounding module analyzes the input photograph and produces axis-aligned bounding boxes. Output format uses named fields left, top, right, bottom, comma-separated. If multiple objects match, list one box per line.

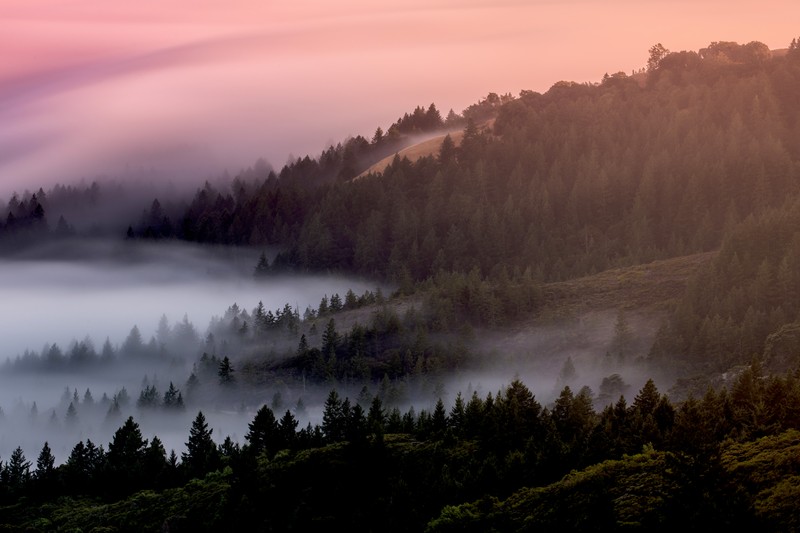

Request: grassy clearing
left=539, top=252, right=716, bottom=317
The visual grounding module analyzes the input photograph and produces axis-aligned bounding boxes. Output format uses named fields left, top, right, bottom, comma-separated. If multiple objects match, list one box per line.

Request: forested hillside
left=165, top=41, right=800, bottom=286
left=137, top=39, right=800, bottom=380
left=3, top=39, right=800, bottom=531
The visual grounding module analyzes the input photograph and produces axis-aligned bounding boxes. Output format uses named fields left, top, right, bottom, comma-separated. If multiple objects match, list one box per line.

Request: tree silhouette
left=183, top=411, right=218, bottom=479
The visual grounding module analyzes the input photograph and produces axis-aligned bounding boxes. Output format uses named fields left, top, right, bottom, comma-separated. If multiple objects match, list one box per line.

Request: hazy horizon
left=2, top=0, right=799, bottom=195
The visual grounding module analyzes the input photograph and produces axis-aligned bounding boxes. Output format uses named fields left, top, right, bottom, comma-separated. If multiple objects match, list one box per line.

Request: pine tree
left=330, top=293, right=343, bottom=312
left=432, top=398, right=448, bottom=436
left=35, top=441, right=55, bottom=481
left=7, top=446, right=31, bottom=490
left=65, top=401, right=78, bottom=426
left=218, top=356, right=235, bottom=386
left=183, top=411, right=218, bottom=479
left=367, top=396, right=386, bottom=436
left=449, top=392, right=466, bottom=436
left=254, top=252, right=270, bottom=277
left=107, top=416, right=148, bottom=490
left=322, top=389, right=345, bottom=443
left=322, top=318, right=339, bottom=356
left=278, top=410, right=299, bottom=450
left=144, top=436, right=167, bottom=487
left=439, top=134, right=457, bottom=165
left=245, top=405, right=277, bottom=456
left=163, top=382, right=184, bottom=409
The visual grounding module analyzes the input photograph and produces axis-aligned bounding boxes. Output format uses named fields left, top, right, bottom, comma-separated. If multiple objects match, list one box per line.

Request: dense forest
left=2, top=371, right=800, bottom=531
left=2, top=39, right=800, bottom=530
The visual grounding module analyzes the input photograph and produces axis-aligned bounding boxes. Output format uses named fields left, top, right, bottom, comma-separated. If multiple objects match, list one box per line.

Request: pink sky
left=1, top=0, right=799, bottom=195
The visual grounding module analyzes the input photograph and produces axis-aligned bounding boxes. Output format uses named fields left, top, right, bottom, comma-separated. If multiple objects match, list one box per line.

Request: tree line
left=3, top=368, right=800, bottom=530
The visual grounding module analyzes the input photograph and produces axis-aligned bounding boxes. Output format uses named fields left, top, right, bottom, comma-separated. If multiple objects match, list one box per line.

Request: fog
left=0, top=240, right=379, bottom=358
left=0, top=238, right=671, bottom=467
left=0, top=239, right=384, bottom=463
left=419, top=308, right=667, bottom=414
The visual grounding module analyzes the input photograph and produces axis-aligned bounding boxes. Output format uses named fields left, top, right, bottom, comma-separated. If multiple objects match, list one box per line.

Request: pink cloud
left=1, top=0, right=798, bottom=195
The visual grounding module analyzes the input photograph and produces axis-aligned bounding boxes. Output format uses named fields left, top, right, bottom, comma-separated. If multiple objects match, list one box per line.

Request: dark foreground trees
left=1, top=371, right=800, bottom=531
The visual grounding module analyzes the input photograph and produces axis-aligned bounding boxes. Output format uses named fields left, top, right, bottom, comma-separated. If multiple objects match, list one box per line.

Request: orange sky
left=1, top=0, right=799, bottom=194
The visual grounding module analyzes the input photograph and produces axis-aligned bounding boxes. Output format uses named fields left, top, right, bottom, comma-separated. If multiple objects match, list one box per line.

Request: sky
left=1, top=0, right=799, bottom=195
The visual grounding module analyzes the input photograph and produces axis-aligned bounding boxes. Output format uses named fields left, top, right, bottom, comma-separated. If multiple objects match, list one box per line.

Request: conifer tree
left=7, top=446, right=31, bottom=490
left=245, top=405, right=277, bottom=456
left=183, top=411, right=218, bottom=479
left=218, top=356, right=235, bottom=385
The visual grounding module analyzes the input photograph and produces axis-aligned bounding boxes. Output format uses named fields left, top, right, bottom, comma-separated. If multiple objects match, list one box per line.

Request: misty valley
left=2, top=37, right=800, bottom=532
left=0, top=239, right=386, bottom=462
left=0, top=236, right=654, bottom=467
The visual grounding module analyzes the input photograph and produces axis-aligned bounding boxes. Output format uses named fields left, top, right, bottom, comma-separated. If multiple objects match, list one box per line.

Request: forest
left=2, top=39, right=800, bottom=531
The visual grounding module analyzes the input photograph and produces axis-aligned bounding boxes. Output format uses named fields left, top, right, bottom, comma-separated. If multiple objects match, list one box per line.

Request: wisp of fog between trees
left=0, top=239, right=385, bottom=462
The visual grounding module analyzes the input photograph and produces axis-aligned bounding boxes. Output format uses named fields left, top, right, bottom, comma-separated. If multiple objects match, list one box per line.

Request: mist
left=0, top=240, right=379, bottom=357
left=422, top=308, right=667, bottom=413
left=0, top=238, right=385, bottom=463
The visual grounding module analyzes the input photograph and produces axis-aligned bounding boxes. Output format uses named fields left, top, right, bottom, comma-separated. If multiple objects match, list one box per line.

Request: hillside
left=354, top=130, right=463, bottom=179
left=539, top=251, right=716, bottom=317
left=354, top=119, right=494, bottom=179
left=4, top=37, right=800, bottom=533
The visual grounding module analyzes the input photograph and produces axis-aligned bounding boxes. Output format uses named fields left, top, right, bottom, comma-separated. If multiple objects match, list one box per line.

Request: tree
left=137, top=384, right=160, bottom=409
left=7, top=446, right=31, bottom=491
left=183, top=411, right=218, bottom=479
left=245, top=405, right=278, bottom=456
left=163, top=382, right=184, bottom=409
left=218, top=356, right=235, bottom=385
left=439, top=134, right=457, bottom=165
left=346, top=403, right=368, bottom=444
left=368, top=396, right=386, bottom=436
left=322, top=389, right=345, bottom=443
left=322, top=319, right=339, bottom=356
left=449, top=392, right=466, bottom=436
left=425, top=102, right=444, bottom=129
left=647, top=43, right=670, bottom=72
left=632, top=379, right=660, bottom=417
left=65, top=401, right=78, bottom=426
left=496, top=379, right=542, bottom=451
left=278, top=410, right=299, bottom=450
left=34, top=441, right=56, bottom=483
left=254, top=252, right=270, bottom=277
left=458, top=118, right=482, bottom=164
left=107, top=416, right=148, bottom=490
left=318, top=295, right=330, bottom=316
left=432, top=398, right=448, bottom=437
left=63, top=441, right=91, bottom=491
left=372, top=126, right=385, bottom=145
left=143, top=436, right=168, bottom=487
left=122, top=325, right=144, bottom=356
left=330, top=293, right=343, bottom=312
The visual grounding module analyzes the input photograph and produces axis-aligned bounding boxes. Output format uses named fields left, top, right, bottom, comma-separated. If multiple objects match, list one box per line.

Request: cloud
left=2, top=0, right=798, bottom=194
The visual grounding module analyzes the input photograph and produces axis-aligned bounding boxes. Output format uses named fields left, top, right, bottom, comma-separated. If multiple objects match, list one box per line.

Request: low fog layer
left=0, top=239, right=386, bottom=460
left=0, top=239, right=667, bottom=466
left=0, top=239, right=378, bottom=359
